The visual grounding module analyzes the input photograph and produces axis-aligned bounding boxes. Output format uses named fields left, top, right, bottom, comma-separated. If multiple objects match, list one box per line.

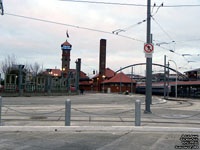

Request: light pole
left=131, top=67, right=133, bottom=95
left=120, top=67, right=122, bottom=93
left=145, top=0, right=152, bottom=113
left=168, top=60, right=178, bottom=98
left=102, top=75, right=105, bottom=93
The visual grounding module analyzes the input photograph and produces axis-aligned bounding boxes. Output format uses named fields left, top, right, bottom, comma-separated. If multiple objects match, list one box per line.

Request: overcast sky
left=0, top=0, right=200, bottom=77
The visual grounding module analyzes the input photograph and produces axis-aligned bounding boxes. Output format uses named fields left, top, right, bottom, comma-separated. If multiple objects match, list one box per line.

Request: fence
left=0, top=74, right=76, bottom=96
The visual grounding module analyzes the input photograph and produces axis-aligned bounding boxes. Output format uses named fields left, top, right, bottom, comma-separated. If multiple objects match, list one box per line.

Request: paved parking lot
left=0, top=130, right=199, bottom=150
left=1, top=93, right=200, bottom=127
left=0, top=93, right=200, bottom=149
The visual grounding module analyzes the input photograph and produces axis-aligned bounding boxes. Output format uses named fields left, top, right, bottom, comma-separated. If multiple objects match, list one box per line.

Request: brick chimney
left=99, top=39, right=106, bottom=76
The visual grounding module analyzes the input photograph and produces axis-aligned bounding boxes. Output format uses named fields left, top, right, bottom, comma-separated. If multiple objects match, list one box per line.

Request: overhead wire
left=149, top=3, right=190, bottom=66
left=3, top=9, right=199, bottom=70
left=60, top=0, right=200, bottom=8
left=112, top=3, right=162, bottom=34
left=151, top=3, right=163, bottom=16
left=112, top=19, right=147, bottom=34
left=152, top=17, right=175, bottom=42
left=4, top=12, right=193, bottom=64
left=4, top=12, right=144, bottom=43
left=176, top=38, right=200, bottom=43
left=82, top=62, right=97, bottom=75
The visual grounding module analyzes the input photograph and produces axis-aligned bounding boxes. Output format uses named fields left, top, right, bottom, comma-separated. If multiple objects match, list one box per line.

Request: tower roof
left=61, top=40, right=72, bottom=46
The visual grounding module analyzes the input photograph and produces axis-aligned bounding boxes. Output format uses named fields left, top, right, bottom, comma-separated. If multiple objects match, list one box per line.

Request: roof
left=79, top=81, right=92, bottom=86
left=61, top=40, right=72, bottom=46
left=136, top=80, right=200, bottom=87
left=92, top=68, right=115, bottom=79
left=184, top=68, right=200, bottom=73
left=44, top=69, right=62, bottom=76
left=69, top=69, right=89, bottom=79
left=102, top=73, right=135, bottom=84
left=105, top=68, right=115, bottom=78
left=43, top=69, right=88, bottom=78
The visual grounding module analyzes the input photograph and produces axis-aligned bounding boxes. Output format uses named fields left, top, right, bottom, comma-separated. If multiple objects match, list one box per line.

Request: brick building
left=101, top=72, right=136, bottom=93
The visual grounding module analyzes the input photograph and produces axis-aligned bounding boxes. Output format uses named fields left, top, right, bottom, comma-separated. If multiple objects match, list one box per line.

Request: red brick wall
left=102, top=83, right=136, bottom=93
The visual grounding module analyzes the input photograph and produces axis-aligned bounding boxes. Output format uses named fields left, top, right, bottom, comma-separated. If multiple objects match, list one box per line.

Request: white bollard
left=65, top=99, right=71, bottom=126
left=135, top=99, right=141, bottom=126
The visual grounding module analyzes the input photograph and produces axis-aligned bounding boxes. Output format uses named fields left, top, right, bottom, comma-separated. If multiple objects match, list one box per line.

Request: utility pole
left=144, top=0, right=152, bottom=113
left=75, top=58, right=81, bottom=92
left=0, top=73, right=1, bottom=87
left=18, top=65, right=24, bottom=96
left=46, top=69, right=51, bottom=95
left=0, top=0, right=4, bottom=15
left=120, top=67, right=122, bottom=93
left=131, top=67, right=133, bottom=95
left=164, top=55, right=167, bottom=99
left=167, top=62, right=170, bottom=99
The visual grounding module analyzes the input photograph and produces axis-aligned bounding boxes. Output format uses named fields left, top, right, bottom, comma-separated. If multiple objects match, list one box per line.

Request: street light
left=168, top=60, right=178, bottom=98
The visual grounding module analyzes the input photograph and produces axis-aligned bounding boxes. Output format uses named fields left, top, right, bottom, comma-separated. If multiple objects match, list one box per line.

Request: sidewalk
left=0, top=127, right=199, bottom=150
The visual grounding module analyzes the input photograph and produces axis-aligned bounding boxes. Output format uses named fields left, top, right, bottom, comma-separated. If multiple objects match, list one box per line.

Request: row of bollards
left=0, top=97, right=141, bottom=127
left=64, top=99, right=141, bottom=126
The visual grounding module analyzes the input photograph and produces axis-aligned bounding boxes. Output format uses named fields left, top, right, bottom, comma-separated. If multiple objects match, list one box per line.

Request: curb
left=0, top=126, right=200, bottom=132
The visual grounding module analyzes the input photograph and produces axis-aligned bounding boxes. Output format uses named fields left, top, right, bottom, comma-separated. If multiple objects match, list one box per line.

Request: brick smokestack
left=99, top=39, right=106, bottom=76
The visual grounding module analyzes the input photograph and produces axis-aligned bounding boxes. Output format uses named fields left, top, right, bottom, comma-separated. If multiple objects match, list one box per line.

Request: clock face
left=62, top=45, right=71, bottom=50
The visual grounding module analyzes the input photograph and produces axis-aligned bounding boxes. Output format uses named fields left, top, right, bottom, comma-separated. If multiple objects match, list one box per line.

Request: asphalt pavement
left=0, top=93, right=200, bottom=150
left=0, top=130, right=199, bottom=150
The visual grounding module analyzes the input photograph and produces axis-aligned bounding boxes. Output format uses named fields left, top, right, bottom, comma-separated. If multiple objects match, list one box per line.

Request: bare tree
left=30, top=62, right=42, bottom=76
left=1, top=55, right=17, bottom=74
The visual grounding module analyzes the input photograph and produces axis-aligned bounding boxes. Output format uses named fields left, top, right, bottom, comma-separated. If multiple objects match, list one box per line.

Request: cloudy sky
left=0, top=0, right=200, bottom=77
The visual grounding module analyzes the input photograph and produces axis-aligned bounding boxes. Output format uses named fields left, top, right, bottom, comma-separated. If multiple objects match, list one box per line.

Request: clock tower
left=61, top=40, right=72, bottom=71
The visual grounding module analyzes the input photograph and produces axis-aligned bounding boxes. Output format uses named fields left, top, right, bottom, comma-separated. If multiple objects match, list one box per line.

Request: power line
left=163, top=4, right=200, bottom=8
left=156, top=44, right=200, bottom=68
left=112, top=3, right=162, bottom=35
left=112, top=19, right=146, bottom=34
left=60, top=0, right=200, bottom=7
left=4, top=12, right=144, bottom=43
left=155, top=44, right=190, bottom=63
left=152, top=3, right=163, bottom=16
left=60, top=0, right=147, bottom=7
left=176, top=38, right=200, bottom=43
left=152, top=17, right=175, bottom=42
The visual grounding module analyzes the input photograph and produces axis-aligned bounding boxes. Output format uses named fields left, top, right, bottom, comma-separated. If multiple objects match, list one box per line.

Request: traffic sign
left=144, top=43, right=154, bottom=58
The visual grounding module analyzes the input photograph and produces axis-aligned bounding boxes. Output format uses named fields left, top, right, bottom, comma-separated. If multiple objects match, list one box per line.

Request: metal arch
left=115, top=63, right=187, bottom=78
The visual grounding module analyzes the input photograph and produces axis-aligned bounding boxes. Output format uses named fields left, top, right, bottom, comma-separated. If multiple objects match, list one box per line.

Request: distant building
left=184, top=68, right=200, bottom=81
left=126, top=74, right=145, bottom=82
left=92, top=68, right=115, bottom=91
left=102, top=72, right=136, bottom=93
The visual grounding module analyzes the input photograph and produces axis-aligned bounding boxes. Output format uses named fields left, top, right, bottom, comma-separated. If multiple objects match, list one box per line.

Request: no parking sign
left=144, top=43, right=154, bottom=58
